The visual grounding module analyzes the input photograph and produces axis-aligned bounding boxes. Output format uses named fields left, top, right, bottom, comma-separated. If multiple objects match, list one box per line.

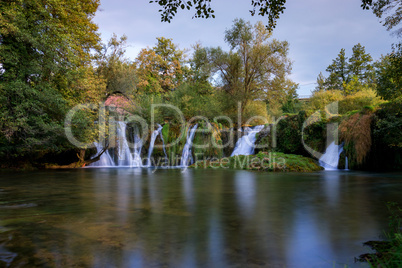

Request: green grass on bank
left=191, top=151, right=323, bottom=172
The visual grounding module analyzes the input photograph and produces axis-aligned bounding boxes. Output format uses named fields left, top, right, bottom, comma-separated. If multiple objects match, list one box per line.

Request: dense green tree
left=0, top=0, right=102, bottom=162
left=323, top=45, right=375, bottom=94
left=135, top=37, right=186, bottom=94
left=325, top=48, right=349, bottom=90
left=188, top=42, right=214, bottom=95
left=348, top=43, right=374, bottom=84
left=375, top=43, right=402, bottom=100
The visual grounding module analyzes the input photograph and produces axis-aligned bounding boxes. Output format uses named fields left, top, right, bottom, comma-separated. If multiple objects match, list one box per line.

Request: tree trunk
left=46, top=146, right=109, bottom=169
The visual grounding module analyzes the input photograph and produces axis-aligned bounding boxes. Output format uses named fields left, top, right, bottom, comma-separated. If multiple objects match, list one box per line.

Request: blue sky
left=93, top=0, right=397, bottom=96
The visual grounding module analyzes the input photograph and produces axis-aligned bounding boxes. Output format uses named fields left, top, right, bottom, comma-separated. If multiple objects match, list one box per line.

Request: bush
left=305, top=90, right=344, bottom=115
left=306, top=89, right=384, bottom=116
left=339, top=88, right=384, bottom=114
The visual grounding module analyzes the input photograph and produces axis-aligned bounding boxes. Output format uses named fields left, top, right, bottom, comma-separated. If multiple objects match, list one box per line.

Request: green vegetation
left=0, top=0, right=105, bottom=167
left=192, top=151, right=323, bottom=172
left=358, top=202, right=402, bottom=267
left=0, top=1, right=400, bottom=172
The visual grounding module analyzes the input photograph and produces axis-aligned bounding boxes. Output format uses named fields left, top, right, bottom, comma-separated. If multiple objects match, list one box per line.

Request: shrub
left=339, top=112, right=374, bottom=166
left=339, top=88, right=384, bottom=114
left=305, top=90, right=344, bottom=115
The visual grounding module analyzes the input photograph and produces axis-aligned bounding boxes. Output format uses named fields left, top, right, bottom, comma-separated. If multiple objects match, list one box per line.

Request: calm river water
left=0, top=169, right=401, bottom=267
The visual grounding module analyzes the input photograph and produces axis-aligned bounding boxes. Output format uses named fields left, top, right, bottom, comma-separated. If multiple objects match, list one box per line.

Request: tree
left=323, top=45, right=375, bottom=94
left=150, top=0, right=400, bottom=33
left=195, top=19, right=292, bottom=121
left=375, top=43, right=402, bottom=100
left=325, top=48, right=349, bottom=90
left=135, top=37, right=186, bottom=94
left=149, top=0, right=286, bottom=30
left=95, top=34, right=137, bottom=98
left=269, top=78, right=299, bottom=115
left=188, top=42, right=214, bottom=95
left=314, top=72, right=327, bottom=92
left=0, top=0, right=103, bottom=162
left=348, top=43, right=374, bottom=84
left=362, top=0, right=402, bottom=37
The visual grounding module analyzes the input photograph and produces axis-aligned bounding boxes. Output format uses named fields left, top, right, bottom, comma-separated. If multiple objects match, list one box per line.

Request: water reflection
left=234, top=171, right=256, bottom=218
left=181, top=170, right=195, bottom=211
left=0, top=169, right=401, bottom=267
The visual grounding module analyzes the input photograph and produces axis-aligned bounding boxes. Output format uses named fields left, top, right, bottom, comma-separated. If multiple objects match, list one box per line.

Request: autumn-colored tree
left=135, top=37, right=186, bottom=94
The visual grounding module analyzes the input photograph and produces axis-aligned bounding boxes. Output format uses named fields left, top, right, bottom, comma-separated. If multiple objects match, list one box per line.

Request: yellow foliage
left=339, top=88, right=384, bottom=114
left=243, top=101, right=269, bottom=124
left=306, top=89, right=384, bottom=116
left=306, top=90, right=344, bottom=115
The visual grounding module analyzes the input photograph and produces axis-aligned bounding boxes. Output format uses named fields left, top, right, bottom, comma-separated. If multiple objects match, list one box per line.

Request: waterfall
left=319, top=142, right=344, bottom=170
left=345, top=156, right=349, bottom=170
left=89, top=142, right=115, bottom=167
left=146, top=124, right=163, bottom=167
left=180, top=124, right=198, bottom=167
left=116, top=121, right=134, bottom=166
left=231, top=125, right=265, bottom=156
left=89, top=121, right=143, bottom=167
left=131, top=125, right=143, bottom=167
left=160, top=127, right=168, bottom=159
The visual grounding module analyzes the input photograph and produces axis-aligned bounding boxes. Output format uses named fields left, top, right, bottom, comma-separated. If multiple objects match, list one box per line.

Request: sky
left=93, top=0, right=398, bottom=96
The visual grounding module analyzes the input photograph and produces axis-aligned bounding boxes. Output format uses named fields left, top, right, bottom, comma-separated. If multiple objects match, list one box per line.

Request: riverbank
left=191, top=151, right=323, bottom=172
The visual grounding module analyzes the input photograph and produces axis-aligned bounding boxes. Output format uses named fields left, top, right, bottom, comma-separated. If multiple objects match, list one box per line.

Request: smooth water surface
left=0, top=169, right=401, bottom=267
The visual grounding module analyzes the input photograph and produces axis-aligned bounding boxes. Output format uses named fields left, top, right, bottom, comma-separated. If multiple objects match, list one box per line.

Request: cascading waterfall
left=90, top=142, right=115, bottom=167
left=345, top=156, right=349, bottom=170
left=117, top=121, right=134, bottom=166
left=131, top=125, right=143, bottom=167
left=89, top=121, right=143, bottom=167
left=160, top=128, right=168, bottom=159
left=231, top=125, right=265, bottom=156
left=180, top=124, right=198, bottom=167
left=146, top=124, right=163, bottom=167
left=319, top=142, right=344, bottom=170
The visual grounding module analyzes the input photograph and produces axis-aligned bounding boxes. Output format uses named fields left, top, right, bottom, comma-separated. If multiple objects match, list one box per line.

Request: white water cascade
left=231, top=125, right=265, bottom=156
left=131, top=125, right=143, bottom=167
left=89, top=121, right=144, bottom=167
left=117, top=121, right=134, bottom=166
left=180, top=124, right=198, bottom=167
left=90, top=142, right=115, bottom=167
left=319, top=142, right=344, bottom=170
left=146, top=124, right=163, bottom=167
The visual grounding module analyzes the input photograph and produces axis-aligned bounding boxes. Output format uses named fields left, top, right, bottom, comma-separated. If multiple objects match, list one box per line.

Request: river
left=0, top=169, right=401, bottom=267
